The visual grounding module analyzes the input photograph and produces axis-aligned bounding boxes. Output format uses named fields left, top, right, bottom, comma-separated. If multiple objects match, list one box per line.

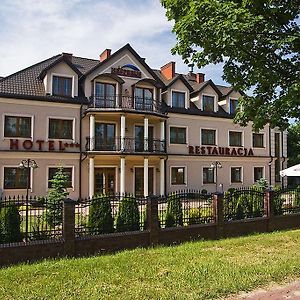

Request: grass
left=1, top=230, right=300, bottom=299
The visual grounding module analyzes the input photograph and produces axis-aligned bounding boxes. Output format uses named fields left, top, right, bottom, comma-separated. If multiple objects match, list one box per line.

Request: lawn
left=1, top=230, right=300, bottom=299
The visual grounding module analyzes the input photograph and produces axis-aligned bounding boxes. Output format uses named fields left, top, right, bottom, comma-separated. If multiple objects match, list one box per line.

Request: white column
left=160, top=120, right=165, bottom=152
left=89, top=157, right=95, bottom=198
left=89, top=114, right=95, bottom=151
left=160, top=158, right=165, bottom=196
left=120, top=157, right=125, bottom=195
left=120, top=114, right=126, bottom=151
left=144, top=157, right=149, bottom=197
left=144, top=117, right=149, bottom=152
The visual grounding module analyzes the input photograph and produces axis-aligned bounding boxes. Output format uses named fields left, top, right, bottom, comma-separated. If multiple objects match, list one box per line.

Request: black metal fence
left=75, top=194, right=148, bottom=237
left=273, top=186, right=300, bottom=215
left=157, top=190, right=214, bottom=228
left=223, top=188, right=265, bottom=221
left=0, top=196, right=62, bottom=245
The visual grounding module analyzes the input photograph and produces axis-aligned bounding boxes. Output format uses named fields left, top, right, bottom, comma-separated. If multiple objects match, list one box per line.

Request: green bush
left=88, top=195, right=114, bottom=234
left=0, top=203, right=22, bottom=244
left=44, top=167, right=69, bottom=227
left=292, top=186, right=300, bottom=208
left=188, top=208, right=201, bottom=225
left=115, top=196, right=140, bottom=232
left=201, top=189, right=207, bottom=195
left=165, top=193, right=183, bottom=227
left=31, top=216, right=50, bottom=241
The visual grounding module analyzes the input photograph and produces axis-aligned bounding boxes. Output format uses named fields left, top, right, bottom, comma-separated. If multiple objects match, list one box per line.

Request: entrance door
left=135, top=167, right=154, bottom=196
left=95, top=168, right=116, bottom=195
left=135, top=125, right=154, bottom=152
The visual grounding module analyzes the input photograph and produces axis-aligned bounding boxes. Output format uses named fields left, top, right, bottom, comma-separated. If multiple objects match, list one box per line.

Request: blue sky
left=0, top=0, right=226, bottom=85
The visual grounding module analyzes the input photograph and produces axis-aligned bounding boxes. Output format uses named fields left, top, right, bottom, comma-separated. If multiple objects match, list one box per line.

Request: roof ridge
left=72, top=55, right=100, bottom=62
left=0, top=54, right=61, bottom=83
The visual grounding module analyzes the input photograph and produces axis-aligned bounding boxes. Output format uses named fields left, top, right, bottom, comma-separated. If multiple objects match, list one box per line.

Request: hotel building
left=0, top=44, right=287, bottom=199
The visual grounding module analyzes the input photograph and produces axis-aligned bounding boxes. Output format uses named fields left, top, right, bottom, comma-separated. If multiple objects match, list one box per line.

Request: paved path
left=231, top=280, right=300, bottom=299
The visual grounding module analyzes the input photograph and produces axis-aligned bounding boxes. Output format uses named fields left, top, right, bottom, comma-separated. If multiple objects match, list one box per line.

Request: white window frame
left=2, top=165, right=34, bottom=191
left=50, top=72, right=75, bottom=98
left=202, top=166, right=216, bottom=185
left=170, top=89, right=188, bottom=109
left=228, top=130, right=244, bottom=147
left=201, top=94, right=217, bottom=112
left=230, top=166, right=243, bottom=184
left=200, top=127, right=218, bottom=146
left=169, top=125, right=188, bottom=146
left=252, top=132, right=265, bottom=148
left=2, top=113, right=34, bottom=141
left=253, top=166, right=265, bottom=183
left=133, top=166, right=156, bottom=196
left=170, top=166, right=187, bottom=186
left=46, top=166, right=75, bottom=191
left=229, top=98, right=238, bottom=114
left=46, top=116, right=76, bottom=142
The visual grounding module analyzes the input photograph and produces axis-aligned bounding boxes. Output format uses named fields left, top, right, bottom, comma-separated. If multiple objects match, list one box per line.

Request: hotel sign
left=188, top=145, right=254, bottom=157
left=9, top=139, right=80, bottom=151
left=111, top=64, right=142, bottom=78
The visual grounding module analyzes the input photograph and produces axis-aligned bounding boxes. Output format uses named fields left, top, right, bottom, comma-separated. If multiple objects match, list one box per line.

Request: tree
left=288, top=123, right=300, bottom=167
left=44, top=167, right=69, bottom=227
left=161, top=0, right=300, bottom=130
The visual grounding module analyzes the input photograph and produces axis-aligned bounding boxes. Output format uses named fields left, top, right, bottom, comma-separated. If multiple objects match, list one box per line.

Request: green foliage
left=161, top=0, right=300, bottom=130
left=88, top=195, right=114, bottom=234
left=254, top=178, right=268, bottom=191
left=44, top=167, right=69, bottom=227
left=31, top=216, right=50, bottom=241
left=165, top=193, right=183, bottom=227
left=201, top=189, right=207, bottom=195
left=115, top=196, right=140, bottom=232
left=0, top=203, right=22, bottom=243
left=288, top=123, right=300, bottom=167
left=188, top=208, right=201, bottom=225
left=292, top=186, right=300, bottom=208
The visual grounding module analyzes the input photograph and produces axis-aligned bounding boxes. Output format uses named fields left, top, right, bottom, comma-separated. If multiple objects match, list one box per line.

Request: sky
left=0, top=0, right=226, bottom=85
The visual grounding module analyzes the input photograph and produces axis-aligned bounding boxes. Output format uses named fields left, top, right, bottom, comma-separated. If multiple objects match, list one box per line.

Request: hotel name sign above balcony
left=188, top=145, right=254, bottom=157
left=9, top=139, right=80, bottom=151
left=111, top=64, right=142, bottom=78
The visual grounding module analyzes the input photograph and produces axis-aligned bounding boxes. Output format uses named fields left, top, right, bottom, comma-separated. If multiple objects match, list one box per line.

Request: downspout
left=79, top=104, right=83, bottom=199
left=164, top=118, right=168, bottom=196
left=268, top=126, right=273, bottom=187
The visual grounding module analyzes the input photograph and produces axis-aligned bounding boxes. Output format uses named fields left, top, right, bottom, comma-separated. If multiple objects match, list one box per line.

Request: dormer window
left=202, top=95, right=215, bottom=112
left=230, top=99, right=238, bottom=114
left=52, top=76, right=72, bottom=97
left=172, top=91, right=185, bottom=108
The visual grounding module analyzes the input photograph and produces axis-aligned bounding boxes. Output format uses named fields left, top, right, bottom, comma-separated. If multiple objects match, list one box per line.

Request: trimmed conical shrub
left=165, top=193, right=183, bottom=227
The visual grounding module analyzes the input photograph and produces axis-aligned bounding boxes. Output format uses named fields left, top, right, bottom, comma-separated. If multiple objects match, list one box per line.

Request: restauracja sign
left=9, top=139, right=80, bottom=151
left=188, top=145, right=254, bottom=156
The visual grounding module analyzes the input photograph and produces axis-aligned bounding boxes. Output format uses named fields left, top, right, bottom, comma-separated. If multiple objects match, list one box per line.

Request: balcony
left=87, top=95, right=165, bottom=114
left=85, top=137, right=166, bottom=154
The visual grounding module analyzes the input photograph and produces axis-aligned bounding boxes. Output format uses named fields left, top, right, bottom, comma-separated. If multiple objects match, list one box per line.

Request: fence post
left=213, top=192, right=224, bottom=239
left=264, top=189, right=274, bottom=232
left=147, top=195, right=159, bottom=246
left=63, top=198, right=76, bottom=256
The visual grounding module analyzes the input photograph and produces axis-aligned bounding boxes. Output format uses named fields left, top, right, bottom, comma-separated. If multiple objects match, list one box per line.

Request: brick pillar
left=264, top=189, right=274, bottom=232
left=147, top=196, right=159, bottom=245
left=63, top=198, right=76, bottom=256
left=213, top=193, right=224, bottom=239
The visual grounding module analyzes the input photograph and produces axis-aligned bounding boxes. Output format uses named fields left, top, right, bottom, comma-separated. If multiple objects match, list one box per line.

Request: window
left=4, top=115, right=32, bottom=138
left=52, top=76, right=72, bottom=97
left=171, top=167, right=186, bottom=185
left=229, top=99, right=238, bottom=114
left=231, top=167, right=242, bottom=183
left=275, top=159, right=281, bottom=182
left=202, top=95, right=215, bottom=112
left=172, top=91, right=185, bottom=108
left=203, top=167, right=215, bottom=184
left=275, top=132, right=281, bottom=157
left=253, top=133, right=264, bottom=148
left=170, top=127, right=186, bottom=144
left=135, top=87, right=153, bottom=110
left=95, top=123, right=116, bottom=151
left=201, top=129, right=216, bottom=145
left=254, top=167, right=264, bottom=182
left=48, top=118, right=73, bottom=139
left=229, top=131, right=243, bottom=146
left=4, top=167, right=29, bottom=189
left=48, top=167, right=73, bottom=188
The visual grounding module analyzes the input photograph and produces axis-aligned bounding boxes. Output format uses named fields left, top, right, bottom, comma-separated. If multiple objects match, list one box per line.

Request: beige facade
left=0, top=44, right=287, bottom=198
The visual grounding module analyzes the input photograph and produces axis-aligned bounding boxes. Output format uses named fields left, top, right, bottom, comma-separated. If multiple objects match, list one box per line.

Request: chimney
left=160, top=61, right=175, bottom=80
left=99, top=49, right=111, bottom=62
left=62, top=52, right=73, bottom=61
left=196, top=73, right=205, bottom=83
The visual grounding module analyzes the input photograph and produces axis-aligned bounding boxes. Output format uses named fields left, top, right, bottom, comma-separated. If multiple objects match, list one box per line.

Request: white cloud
left=0, top=0, right=226, bottom=85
